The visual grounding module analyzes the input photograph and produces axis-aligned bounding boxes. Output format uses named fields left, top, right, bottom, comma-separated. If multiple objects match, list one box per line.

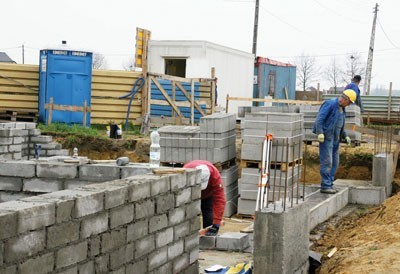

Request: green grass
left=37, top=123, right=100, bottom=137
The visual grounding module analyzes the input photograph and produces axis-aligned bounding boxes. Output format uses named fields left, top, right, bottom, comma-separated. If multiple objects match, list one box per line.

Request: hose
left=118, top=77, right=145, bottom=131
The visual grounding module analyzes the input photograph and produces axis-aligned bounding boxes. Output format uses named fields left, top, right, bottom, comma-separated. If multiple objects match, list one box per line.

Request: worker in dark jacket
left=344, top=75, right=363, bottom=112
left=313, top=89, right=356, bottom=194
left=184, top=160, right=226, bottom=236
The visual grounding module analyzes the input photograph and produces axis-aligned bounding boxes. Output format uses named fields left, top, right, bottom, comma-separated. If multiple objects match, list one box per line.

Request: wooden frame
left=45, top=97, right=90, bottom=127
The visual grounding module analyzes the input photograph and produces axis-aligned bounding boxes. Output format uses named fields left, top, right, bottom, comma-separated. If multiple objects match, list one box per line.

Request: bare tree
left=344, top=52, right=365, bottom=80
left=92, top=53, right=108, bottom=69
left=122, top=59, right=135, bottom=71
left=295, top=53, right=318, bottom=91
left=325, top=57, right=344, bottom=94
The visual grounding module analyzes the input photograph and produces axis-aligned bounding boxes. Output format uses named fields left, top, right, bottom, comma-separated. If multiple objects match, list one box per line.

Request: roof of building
left=0, top=52, right=16, bottom=63
left=256, top=56, right=295, bottom=67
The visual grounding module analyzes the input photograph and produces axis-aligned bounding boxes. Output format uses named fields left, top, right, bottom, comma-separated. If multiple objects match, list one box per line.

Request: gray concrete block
left=95, top=255, right=109, bottom=274
left=0, top=177, right=22, bottom=191
left=0, top=129, right=24, bottom=137
left=135, top=199, right=155, bottom=219
left=110, top=204, right=134, bottom=228
left=185, top=233, right=199, bottom=251
left=79, top=261, right=94, bottom=274
left=224, top=196, right=239, bottom=217
left=191, top=184, right=202, bottom=201
left=155, top=227, right=174, bottom=248
left=372, top=153, right=394, bottom=197
left=121, top=165, right=151, bottom=178
left=4, top=230, right=45, bottom=263
left=30, top=135, right=53, bottom=143
left=80, top=212, right=108, bottom=238
left=23, top=178, right=63, bottom=193
left=237, top=198, right=255, bottom=215
left=186, top=169, right=201, bottom=187
left=173, top=254, right=190, bottom=274
left=45, top=149, right=70, bottom=156
left=216, top=232, right=249, bottom=251
left=127, top=219, right=148, bottom=242
left=186, top=200, right=201, bottom=219
left=37, top=162, right=78, bottom=178
left=88, top=236, right=101, bottom=257
left=135, top=235, right=155, bottom=259
left=0, top=210, right=17, bottom=240
left=221, top=165, right=239, bottom=186
left=148, top=246, right=168, bottom=271
left=174, top=221, right=190, bottom=240
left=168, top=240, right=184, bottom=260
left=189, top=247, right=199, bottom=265
left=109, top=243, right=134, bottom=270
left=8, top=144, right=21, bottom=152
left=0, top=161, right=36, bottom=177
left=176, top=188, right=192, bottom=206
left=199, top=236, right=216, bottom=250
left=48, top=222, right=80, bottom=248
left=149, top=214, right=168, bottom=233
left=128, top=179, right=151, bottom=202
left=0, top=200, right=55, bottom=234
left=0, top=192, right=31, bottom=202
left=126, top=259, right=148, bottom=274
left=101, top=228, right=127, bottom=253
left=56, top=241, right=87, bottom=269
left=29, top=128, right=41, bottom=136
left=156, top=193, right=175, bottom=214
left=170, top=173, right=187, bottom=190
left=79, top=164, right=120, bottom=181
left=0, top=137, right=13, bottom=145
left=19, top=252, right=54, bottom=274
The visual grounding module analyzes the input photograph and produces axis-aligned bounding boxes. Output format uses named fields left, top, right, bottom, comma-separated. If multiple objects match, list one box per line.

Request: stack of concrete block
left=221, top=164, right=239, bottom=217
left=345, top=104, right=362, bottom=142
left=200, top=232, right=249, bottom=251
left=237, top=167, right=301, bottom=215
left=299, top=105, right=320, bottom=141
left=159, top=113, right=236, bottom=164
left=238, top=105, right=300, bottom=118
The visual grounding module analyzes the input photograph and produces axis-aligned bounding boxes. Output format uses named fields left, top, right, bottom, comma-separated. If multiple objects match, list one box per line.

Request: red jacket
left=184, top=160, right=226, bottom=225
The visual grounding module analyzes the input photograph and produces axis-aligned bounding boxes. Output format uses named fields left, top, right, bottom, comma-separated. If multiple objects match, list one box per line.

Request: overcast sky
left=2, top=0, right=399, bottom=91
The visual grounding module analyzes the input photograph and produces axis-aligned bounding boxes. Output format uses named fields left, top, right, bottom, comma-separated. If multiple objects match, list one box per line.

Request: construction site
left=1, top=1, right=400, bottom=274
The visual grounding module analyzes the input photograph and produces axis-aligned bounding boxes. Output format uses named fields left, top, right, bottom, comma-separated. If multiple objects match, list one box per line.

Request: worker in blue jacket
left=313, top=89, right=357, bottom=194
left=344, top=75, right=363, bottom=112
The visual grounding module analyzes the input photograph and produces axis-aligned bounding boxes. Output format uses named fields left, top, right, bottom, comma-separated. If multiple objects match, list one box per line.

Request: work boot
left=320, top=188, right=337, bottom=194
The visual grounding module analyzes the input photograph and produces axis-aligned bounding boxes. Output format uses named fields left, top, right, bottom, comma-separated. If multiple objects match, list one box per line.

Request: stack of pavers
left=238, top=112, right=304, bottom=215
left=0, top=122, right=69, bottom=160
left=345, top=104, right=362, bottom=144
left=159, top=113, right=239, bottom=215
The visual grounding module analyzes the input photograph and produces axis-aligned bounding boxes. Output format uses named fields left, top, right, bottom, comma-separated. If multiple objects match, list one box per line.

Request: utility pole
left=252, top=0, right=260, bottom=56
left=365, top=3, right=379, bottom=95
left=22, top=44, right=25, bottom=64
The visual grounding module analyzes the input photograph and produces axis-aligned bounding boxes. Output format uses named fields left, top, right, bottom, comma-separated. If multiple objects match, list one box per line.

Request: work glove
left=318, top=134, right=325, bottom=143
left=345, top=136, right=351, bottom=145
left=205, top=224, right=219, bottom=236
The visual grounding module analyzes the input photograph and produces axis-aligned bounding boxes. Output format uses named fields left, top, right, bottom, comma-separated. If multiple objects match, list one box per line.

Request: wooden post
left=211, top=67, right=216, bottom=114
left=47, top=97, right=53, bottom=125
left=367, top=113, right=370, bottom=126
left=388, top=82, right=392, bottom=120
left=191, top=79, right=195, bottom=126
left=147, top=75, right=152, bottom=119
left=83, top=100, right=87, bottom=127
left=172, top=80, right=176, bottom=118
left=141, top=30, right=150, bottom=116
left=225, top=94, right=229, bottom=113
left=316, top=83, right=320, bottom=101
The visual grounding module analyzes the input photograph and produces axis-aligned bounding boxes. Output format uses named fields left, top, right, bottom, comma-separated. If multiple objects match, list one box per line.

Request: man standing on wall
left=313, top=89, right=356, bottom=194
left=184, top=160, right=226, bottom=236
left=344, top=75, right=364, bottom=112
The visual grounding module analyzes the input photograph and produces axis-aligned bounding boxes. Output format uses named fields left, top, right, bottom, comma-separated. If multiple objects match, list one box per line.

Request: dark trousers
left=201, top=196, right=213, bottom=228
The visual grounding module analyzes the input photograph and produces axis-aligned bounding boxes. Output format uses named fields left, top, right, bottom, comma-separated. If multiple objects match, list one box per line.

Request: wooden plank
left=150, top=99, right=209, bottom=107
left=148, top=72, right=201, bottom=83
left=91, top=105, right=141, bottom=112
left=83, top=100, right=87, bottom=127
left=0, top=101, right=38, bottom=108
left=45, top=103, right=91, bottom=112
left=175, top=82, right=206, bottom=116
left=227, top=96, right=322, bottom=105
left=0, top=63, right=39, bottom=72
left=92, top=69, right=142, bottom=78
left=92, top=90, right=142, bottom=98
left=47, top=97, right=53, bottom=125
left=0, top=94, right=38, bottom=101
left=0, top=86, right=38, bottom=94
left=91, top=83, right=135, bottom=91
left=172, top=81, right=176, bottom=118
left=151, top=76, right=184, bottom=118
left=91, top=112, right=140, bottom=119
left=0, top=78, right=39, bottom=87
left=191, top=79, right=195, bottom=125
left=91, top=98, right=141, bottom=105
left=0, top=71, right=39, bottom=80
left=91, top=76, right=137, bottom=85
left=0, top=107, right=37, bottom=113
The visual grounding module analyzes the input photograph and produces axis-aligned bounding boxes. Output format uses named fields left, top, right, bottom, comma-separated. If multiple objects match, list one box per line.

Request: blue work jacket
left=312, top=98, right=347, bottom=141
left=344, top=82, right=364, bottom=112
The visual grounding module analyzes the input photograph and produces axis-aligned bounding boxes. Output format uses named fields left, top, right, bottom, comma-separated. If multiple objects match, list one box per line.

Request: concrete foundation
left=253, top=202, right=310, bottom=274
left=372, top=153, right=394, bottom=197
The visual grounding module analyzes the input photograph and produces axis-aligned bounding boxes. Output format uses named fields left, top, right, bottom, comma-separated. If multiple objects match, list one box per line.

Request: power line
left=0, top=46, right=22, bottom=51
left=311, top=0, right=368, bottom=24
left=377, top=18, right=400, bottom=49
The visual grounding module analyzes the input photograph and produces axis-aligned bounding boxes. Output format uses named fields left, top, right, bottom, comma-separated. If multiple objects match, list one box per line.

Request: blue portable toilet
left=39, top=45, right=93, bottom=125
left=253, top=57, right=296, bottom=106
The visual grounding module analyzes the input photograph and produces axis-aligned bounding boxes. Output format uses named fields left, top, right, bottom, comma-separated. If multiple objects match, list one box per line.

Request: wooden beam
left=175, top=82, right=206, bottom=116
left=172, top=81, right=176, bottom=118
left=44, top=103, right=91, bottom=112
left=148, top=72, right=214, bottom=83
left=151, top=76, right=184, bottom=118
left=47, top=97, right=53, bottom=125
left=150, top=99, right=208, bottom=108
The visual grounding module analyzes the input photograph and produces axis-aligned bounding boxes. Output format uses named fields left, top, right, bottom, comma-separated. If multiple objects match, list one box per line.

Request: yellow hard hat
left=343, top=89, right=357, bottom=103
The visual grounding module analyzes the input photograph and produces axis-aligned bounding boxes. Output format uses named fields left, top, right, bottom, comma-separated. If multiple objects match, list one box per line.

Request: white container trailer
left=148, top=40, right=254, bottom=115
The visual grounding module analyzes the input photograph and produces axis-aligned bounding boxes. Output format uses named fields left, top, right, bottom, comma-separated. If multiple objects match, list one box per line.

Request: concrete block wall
left=0, top=122, right=69, bottom=161
left=159, top=113, right=236, bottom=164
left=0, top=161, right=152, bottom=203
left=0, top=168, right=201, bottom=274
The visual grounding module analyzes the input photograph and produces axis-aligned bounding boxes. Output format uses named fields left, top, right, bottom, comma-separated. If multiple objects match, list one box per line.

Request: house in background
left=148, top=40, right=254, bottom=114
left=253, top=57, right=296, bottom=106
left=0, top=52, right=16, bottom=63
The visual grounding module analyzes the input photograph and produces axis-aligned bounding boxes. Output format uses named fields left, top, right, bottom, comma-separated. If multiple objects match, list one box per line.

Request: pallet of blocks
left=238, top=112, right=304, bottom=216
left=158, top=113, right=236, bottom=165
left=221, top=164, right=239, bottom=217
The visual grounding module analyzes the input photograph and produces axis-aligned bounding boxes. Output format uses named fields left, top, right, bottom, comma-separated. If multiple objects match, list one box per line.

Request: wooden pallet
left=0, top=110, right=37, bottom=122
left=161, top=158, right=237, bottom=172
left=240, top=158, right=303, bottom=172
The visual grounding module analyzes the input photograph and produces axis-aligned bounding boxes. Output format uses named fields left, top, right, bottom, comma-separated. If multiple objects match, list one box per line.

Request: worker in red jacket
left=184, top=160, right=226, bottom=236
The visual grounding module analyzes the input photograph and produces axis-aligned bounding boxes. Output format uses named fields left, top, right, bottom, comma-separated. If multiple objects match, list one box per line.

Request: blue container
left=253, top=57, right=296, bottom=106
left=39, top=49, right=93, bottom=125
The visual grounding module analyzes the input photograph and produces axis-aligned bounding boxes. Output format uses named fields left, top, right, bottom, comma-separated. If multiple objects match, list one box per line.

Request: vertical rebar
left=283, top=138, right=289, bottom=211
left=278, top=138, right=284, bottom=202
left=291, top=141, right=295, bottom=208
left=272, top=139, right=278, bottom=208
left=303, top=141, right=307, bottom=201
left=297, top=140, right=302, bottom=204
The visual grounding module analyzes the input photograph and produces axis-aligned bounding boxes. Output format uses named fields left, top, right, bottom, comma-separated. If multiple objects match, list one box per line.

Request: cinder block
left=79, top=164, right=120, bottom=181
left=79, top=261, right=94, bottom=274
left=156, top=193, right=175, bottom=214
left=80, top=212, right=108, bottom=238
left=155, top=227, right=174, bottom=248
left=174, top=221, right=190, bottom=240
left=127, top=219, right=148, bottom=242
left=0, top=137, right=13, bottom=145
left=56, top=241, right=87, bottom=269
left=0, top=200, right=55, bottom=233
left=169, top=207, right=185, bottom=226
left=216, top=232, right=249, bottom=251
left=73, top=191, right=104, bottom=218
left=64, top=179, right=93, bottom=190
left=135, top=235, right=155, bottom=259
left=109, top=244, right=134, bottom=271
left=0, top=192, right=31, bottom=202
left=185, top=233, right=199, bottom=251
left=149, top=214, right=168, bottom=233
left=176, top=188, right=192, bottom=207
left=148, top=246, right=168, bottom=271
left=170, top=173, right=187, bottom=190
left=191, top=184, right=201, bottom=201
left=4, top=230, right=45, bottom=263
left=23, top=178, right=63, bottom=193
left=199, top=236, right=216, bottom=250
left=135, top=199, right=154, bottom=219
left=0, top=210, right=17, bottom=240
left=30, top=135, right=53, bottom=143
left=8, top=144, right=22, bottom=152
left=28, top=128, right=41, bottom=136
left=126, top=259, right=148, bottom=274
left=88, top=237, right=101, bottom=257
left=48, top=222, right=80, bottom=248
left=189, top=216, right=201, bottom=233
left=13, top=137, right=24, bottom=144
left=120, top=165, right=151, bottom=178
left=110, top=204, right=134, bottom=228
left=128, top=179, right=151, bottom=202
left=0, top=129, right=24, bottom=137
left=0, top=177, right=22, bottom=191
left=186, top=200, right=201, bottom=219
left=83, top=181, right=128, bottom=209
left=173, top=254, right=190, bottom=274
left=186, top=169, right=201, bottom=187
left=101, top=228, right=127, bottom=253
left=19, top=252, right=54, bottom=274
left=168, top=240, right=184, bottom=260
left=0, top=161, right=36, bottom=177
